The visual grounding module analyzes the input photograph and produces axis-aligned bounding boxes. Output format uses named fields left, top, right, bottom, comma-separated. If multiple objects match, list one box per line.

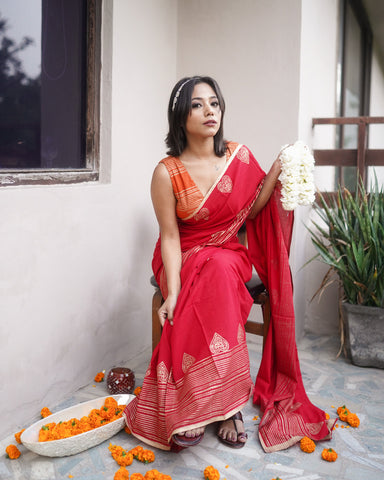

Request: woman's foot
left=172, top=426, right=205, bottom=447
left=217, top=411, right=247, bottom=448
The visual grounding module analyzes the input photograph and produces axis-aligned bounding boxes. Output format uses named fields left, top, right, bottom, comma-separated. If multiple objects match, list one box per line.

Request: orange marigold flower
left=325, top=413, right=330, bottom=420
left=130, top=445, right=144, bottom=457
left=14, top=429, right=25, bottom=444
left=131, top=474, right=145, bottom=480
left=114, top=467, right=130, bottom=480
left=41, top=407, right=52, bottom=418
left=338, top=409, right=349, bottom=422
left=94, top=371, right=105, bottom=382
left=124, top=425, right=132, bottom=434
left=204, top=465, right=220, bottom=480
left=5, top=445, right=21, bottom=459
left=321, top=448, right=338, bottom=462
left=347, top=413, right=360, bottom=428
left=144, top=470, right=161, bottom=480
left=300, top=436, right=316, bottom=453
left=159, top=476, right=172, bottom=480
left=337, top=405, right=349, bottom=415
left=137, top=449, right=155, bottom=464
left=109, top=443, right=133, bottom=467
left=134, top=386, right=142, bottom=396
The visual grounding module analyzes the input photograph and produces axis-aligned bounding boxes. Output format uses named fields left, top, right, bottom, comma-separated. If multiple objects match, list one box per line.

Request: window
left=312, top=0, right=384, bottom=193
left=0, top=0, right=101, bottom=186
left=336, top=0, right=372, bottom=188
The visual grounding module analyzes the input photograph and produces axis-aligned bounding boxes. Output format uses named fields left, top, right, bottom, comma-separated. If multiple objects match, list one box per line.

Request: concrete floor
left=1, top=333, right=383, bottom=480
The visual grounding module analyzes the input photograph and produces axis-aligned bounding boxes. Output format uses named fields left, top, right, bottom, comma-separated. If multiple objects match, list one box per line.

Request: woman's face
left=184, top=82, right=222, bottom=141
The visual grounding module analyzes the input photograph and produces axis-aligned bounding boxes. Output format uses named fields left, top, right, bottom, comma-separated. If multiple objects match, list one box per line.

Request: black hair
left=165, top=76, right=226, bottom=157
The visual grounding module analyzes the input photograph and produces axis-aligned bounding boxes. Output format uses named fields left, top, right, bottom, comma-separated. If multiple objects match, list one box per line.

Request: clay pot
left=106, top=367, right=135, bottom=394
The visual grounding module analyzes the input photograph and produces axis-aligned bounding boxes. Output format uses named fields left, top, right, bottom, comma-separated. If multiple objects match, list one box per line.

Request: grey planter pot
left=342, top=303, right=384, bottom=369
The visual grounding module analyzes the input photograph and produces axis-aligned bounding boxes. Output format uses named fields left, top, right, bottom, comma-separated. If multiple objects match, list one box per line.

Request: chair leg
left=152, top=289, right=164, bottom=352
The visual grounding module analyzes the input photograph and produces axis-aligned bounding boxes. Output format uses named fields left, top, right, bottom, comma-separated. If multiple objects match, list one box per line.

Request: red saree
left=124, top=143, right=334, bottom=452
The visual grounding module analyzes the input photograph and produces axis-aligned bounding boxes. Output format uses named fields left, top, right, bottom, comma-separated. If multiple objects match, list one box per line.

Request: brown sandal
left=172, top=431, right=204, bottom=447
left=217, top=411, right=248, bottom=449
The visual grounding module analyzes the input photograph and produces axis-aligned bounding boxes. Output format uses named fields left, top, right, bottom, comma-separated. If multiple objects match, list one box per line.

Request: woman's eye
left=211, top=101, right=219, bottom=107
left=191, top=102, right=201, bottom=108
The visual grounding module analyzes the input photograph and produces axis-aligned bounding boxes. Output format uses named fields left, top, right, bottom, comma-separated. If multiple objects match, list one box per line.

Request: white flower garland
left=279, top=140, right=315, bottom=211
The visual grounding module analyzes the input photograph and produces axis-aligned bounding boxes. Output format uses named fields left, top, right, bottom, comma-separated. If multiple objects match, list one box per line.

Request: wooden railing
left=312, top=116, right=384, bottom=186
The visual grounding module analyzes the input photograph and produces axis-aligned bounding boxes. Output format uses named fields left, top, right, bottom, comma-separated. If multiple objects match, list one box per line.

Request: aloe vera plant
left=309, top=177, right=384, bottom=308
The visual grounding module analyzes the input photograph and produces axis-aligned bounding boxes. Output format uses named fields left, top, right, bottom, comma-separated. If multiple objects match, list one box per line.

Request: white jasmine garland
left=279, top=140, right=315, bottom=211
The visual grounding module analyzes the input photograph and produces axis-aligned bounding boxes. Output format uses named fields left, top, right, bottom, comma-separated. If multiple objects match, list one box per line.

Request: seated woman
left=124, top=76, right=334, bottom=452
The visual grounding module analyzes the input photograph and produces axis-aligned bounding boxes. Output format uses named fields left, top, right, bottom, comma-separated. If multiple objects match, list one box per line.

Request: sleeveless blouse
left=160, top=142, right=239, bottom=219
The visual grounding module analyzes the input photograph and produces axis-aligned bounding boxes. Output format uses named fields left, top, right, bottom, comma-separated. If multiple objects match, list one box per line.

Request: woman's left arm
left=247, top=156, right=281, bottom=219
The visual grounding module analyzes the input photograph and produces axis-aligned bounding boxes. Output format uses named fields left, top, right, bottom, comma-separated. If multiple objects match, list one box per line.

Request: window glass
left=0, top=0, right=88, bottom=170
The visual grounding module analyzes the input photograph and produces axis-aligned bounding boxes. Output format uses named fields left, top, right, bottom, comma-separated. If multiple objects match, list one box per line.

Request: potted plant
left=307, top=177, right=384, bottom=368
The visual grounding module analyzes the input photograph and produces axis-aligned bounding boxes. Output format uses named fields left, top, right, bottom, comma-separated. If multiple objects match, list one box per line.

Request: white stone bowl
left=21, top=394, right=134, bottom=457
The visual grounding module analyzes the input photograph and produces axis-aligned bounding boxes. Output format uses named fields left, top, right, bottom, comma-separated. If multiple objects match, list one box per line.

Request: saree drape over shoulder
left=124, top=143, right=334, bottom=452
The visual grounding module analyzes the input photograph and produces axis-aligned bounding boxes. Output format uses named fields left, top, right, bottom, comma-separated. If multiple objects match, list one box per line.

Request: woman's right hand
left=158, top=293, right=178, bottom=327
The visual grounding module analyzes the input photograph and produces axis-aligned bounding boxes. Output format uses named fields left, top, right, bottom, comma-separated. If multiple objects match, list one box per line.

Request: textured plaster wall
left=0, top=0, right=177, bottom=439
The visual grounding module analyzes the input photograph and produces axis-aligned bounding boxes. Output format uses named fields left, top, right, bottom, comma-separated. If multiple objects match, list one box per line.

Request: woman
left=124, top=76, right=334, bottom=452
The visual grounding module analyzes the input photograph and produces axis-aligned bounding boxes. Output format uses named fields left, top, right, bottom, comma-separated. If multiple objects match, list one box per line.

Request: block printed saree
left=123, top=143, right=335, bottom=452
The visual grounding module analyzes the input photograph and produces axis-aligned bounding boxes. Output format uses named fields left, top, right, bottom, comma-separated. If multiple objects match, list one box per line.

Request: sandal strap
left=231, top=411, right=244, bottom=434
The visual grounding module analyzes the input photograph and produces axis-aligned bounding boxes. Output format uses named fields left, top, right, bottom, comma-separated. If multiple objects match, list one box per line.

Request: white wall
left=295, top=0, right=340, bottom=337
left=0, top=0, right=177, bottom=439
left=177, top=0, right=301, bottom=168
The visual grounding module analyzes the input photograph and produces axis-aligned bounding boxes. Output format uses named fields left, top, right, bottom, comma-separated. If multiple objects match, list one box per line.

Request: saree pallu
left=124, top=144, right=335, bottom=452
left=246, top=192, right=336, bottom=452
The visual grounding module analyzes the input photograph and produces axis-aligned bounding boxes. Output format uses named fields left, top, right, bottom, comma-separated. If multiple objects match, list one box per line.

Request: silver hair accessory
left=172, top=79, right=193, bottom=112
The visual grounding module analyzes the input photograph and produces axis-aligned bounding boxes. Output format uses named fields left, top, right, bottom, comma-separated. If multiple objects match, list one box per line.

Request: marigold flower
left=124, top=425, right=132, bottom=434
left=300, top=436, right=315, bottom=453
left=338, top=409, right=349, bottom=422
left=41, top=407, right=52, bottom=418
left=38, top=398, right=124, bottom=442
left=321, top=448, right=338, bottom=462
left=131, top=474, right=145, bottom=480
left=204, top=465, right=220, bottom=480
left=336, top=405, right=349, bottom=415
left=114, top=467, right=130, bottom=480
left=134, top=386, right=142, bottom=396
left=5, top=445, right=21, bottom=459
left=137, top=449, right=155, bottom=464
left=94, top=371, right=105, bottom=382
left=144, top=470, right=161, bottom=480
left=14, top=429, right=25, bottom=444
left=347, top=413, right=360, bottom=428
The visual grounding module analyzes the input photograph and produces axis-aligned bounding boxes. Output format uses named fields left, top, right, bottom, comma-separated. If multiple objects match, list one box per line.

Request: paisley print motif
left=194, top=207, right=210, bottom=222
left=209, top=332, right=230, bottom=354
left=217, top=175, right=233, bottom=193
left=237, top=324, right=245, bottom=343
left=157, top=361, right=169, bottom=383
left=238, top=147, right=250, bottom=164
left=182, top=353, right=196, bottom=373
